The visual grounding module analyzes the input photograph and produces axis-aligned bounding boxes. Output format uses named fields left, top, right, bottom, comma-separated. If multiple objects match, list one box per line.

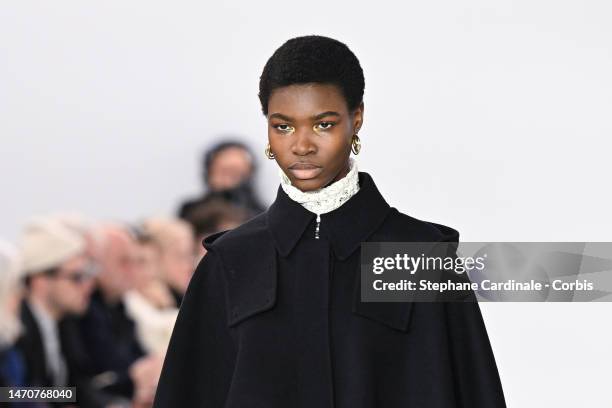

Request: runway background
left=1, top=1, right=611, bottom=406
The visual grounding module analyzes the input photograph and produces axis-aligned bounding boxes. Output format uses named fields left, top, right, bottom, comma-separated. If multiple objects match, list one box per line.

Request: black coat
left=16, top=301, right=94, bottom=407
left=16, top=301, right=51, bottom=389
left=153, top=171, right=506, bottom=408
left=75, top=289, right=146, bottom=398
left=16, top=300, right=127, bottom=408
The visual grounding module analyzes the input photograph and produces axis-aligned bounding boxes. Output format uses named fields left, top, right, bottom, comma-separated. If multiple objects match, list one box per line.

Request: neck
left=97, top=279, right=122, bottom=305
left=279, top=157, right=360, bottom=216
left=324, top=161, right=351, bottom=188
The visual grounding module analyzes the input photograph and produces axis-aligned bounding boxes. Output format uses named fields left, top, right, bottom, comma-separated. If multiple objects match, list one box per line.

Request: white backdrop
left=1, top=1, right=611, bottom=406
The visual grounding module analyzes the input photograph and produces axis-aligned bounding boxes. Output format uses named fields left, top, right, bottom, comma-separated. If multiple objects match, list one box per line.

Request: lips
left=287, top=162, right=323, bottom=180
left=289, top=162, right=320, bottom=170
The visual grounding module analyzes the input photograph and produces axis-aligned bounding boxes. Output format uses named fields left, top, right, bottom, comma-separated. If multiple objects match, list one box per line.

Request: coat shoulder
left=378, top=207, right=460, bottom=242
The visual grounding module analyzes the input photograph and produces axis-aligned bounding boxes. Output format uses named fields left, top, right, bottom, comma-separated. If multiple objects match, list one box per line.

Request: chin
left=292, top=178, right=324, bottom=191
left=73, top=301, right=89, bottom=315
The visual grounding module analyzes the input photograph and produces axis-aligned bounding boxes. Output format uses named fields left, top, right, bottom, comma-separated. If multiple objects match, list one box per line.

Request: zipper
left=315, top=213, right=321, bottom=239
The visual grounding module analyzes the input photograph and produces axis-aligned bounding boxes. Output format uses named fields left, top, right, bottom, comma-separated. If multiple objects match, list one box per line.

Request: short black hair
left=258, top=35, right=365, bottom=116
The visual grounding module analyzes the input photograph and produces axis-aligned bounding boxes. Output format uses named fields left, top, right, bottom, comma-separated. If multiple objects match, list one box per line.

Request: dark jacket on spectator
left=16, top=301, right=54, bottom=389
left=15, top=301, right=75, bottom=408
left=15, top=300, right=123, bottom=408
left=76, top=289, right=145, bottom=399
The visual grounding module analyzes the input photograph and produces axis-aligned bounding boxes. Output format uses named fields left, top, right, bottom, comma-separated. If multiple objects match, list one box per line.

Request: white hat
left=19, top=217, right=86, bottom=275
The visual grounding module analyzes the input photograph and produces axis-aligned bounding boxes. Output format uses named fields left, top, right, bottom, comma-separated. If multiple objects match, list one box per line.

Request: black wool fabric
left=153, top=171, right=506, bottom=408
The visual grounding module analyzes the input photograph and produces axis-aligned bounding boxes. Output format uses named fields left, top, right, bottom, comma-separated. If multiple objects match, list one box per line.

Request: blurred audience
left=16, top=218, right=94, bottom=389
left=178, top=140, right=267, bottom=224
left=72, top=225, right=153, bottom=404
left=2, top=136, right=269, bottom=407
left=140, top=218, right=194, bottom=307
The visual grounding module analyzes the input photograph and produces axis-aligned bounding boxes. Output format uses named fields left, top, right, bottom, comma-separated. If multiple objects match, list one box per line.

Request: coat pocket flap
left=228, top=286, right=276, bottom=327
left=351, top=257, right=414, bottom=332
left=352, top=300, right=414, bottom=332
left=223, top=247, right=278, bottom=328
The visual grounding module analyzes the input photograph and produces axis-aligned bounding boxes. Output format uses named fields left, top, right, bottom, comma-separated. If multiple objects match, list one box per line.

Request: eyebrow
left=268, top=111, right=341, bottom=121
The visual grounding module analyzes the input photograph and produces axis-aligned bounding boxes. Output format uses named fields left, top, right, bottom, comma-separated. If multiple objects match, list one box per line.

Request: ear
left=352, top=102, right=365, bottom=132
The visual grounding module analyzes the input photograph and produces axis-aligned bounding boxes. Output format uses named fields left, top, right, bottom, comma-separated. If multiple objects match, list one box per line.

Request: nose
left=291, top=128, right=316, bottom=156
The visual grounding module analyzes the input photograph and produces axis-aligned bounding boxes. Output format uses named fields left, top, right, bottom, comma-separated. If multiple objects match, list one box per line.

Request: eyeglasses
left=54, top=263, right=98, bottom=285
left=55, top=272, right=93, bottom=285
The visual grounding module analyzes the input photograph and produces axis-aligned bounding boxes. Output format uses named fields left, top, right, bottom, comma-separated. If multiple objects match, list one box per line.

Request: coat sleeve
left=444, top=301, right=507, bottom=407
left=153, top=248, right=236, bottom=408
left=441, top=235, right=507, bottom=407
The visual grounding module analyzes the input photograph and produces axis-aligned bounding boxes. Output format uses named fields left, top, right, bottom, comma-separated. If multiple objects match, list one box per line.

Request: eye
left=272, top=124, right=295, bottom=133
left=316, top=122, right=335, bottom=131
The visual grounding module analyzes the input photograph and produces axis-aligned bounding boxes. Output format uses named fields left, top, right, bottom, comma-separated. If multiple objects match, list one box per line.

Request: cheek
left=319, top=130, right=351, bottom=154
left=63, top=282, right=79, bottom=295
left=142, top=263, right=154, bottom=277
left=162, top=255, right=172, bottom=268
left=267, top=128, right=278, bottom=147
left=268, top=133, right=286, bottom=152
left=53, top=282, right=74, bottom=302
left=181, top=258, right=194, bottom=274
left=337, top=123, right=353, bottom=141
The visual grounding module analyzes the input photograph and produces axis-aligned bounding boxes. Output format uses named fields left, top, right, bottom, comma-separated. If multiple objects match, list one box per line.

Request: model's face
left=267, top=83, right=363, bottom=192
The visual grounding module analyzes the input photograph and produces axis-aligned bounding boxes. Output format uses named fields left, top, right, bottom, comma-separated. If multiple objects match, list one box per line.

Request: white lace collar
left=278, top=157, right=360, bottom=219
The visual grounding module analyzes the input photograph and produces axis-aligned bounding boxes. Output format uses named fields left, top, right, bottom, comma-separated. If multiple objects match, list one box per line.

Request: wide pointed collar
left=266, top=171, right=392, bottom=260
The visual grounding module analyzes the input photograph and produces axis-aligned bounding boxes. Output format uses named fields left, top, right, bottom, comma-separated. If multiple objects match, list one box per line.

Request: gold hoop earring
left=351, top=134, right=361, bottom=155
left=265, top=143, right=275, bottom=160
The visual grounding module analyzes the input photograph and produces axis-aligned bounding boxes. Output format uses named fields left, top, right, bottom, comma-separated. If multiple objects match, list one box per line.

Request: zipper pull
left=315, top=213, right=321, bottom=239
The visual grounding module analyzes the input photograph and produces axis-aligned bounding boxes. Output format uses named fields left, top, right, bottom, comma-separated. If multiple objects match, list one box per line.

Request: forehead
left=137, top=243, right=159, bottom=260
left=212, top=147, right=250, bottom=166
left=106, top=230, right=135, bottom=255
left=60, top=254, right=88, bottom=272
left=268, top=83, right=348, bottom=118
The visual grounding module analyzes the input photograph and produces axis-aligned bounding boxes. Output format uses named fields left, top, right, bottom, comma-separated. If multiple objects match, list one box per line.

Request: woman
left=141, top=217, right=196, bottom=307
left=124, top=227, right=178, bottom=354
left=153, top=35, right=506, bottom=408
